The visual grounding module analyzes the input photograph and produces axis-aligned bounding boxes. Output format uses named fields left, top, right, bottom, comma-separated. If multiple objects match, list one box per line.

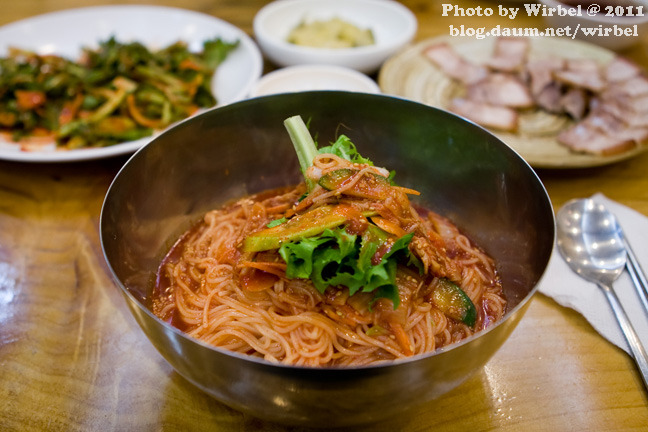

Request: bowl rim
left=101, top=91, right=555, bottom=373
left=252, top=0, right=418, bottom=57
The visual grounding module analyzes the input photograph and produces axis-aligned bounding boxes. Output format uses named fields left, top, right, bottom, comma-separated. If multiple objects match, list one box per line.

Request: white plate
left=0, top=5, right=263, bottom=163
left=249, top=65, right=380, bottom=97
left=379, top=35, right=648, bottom=169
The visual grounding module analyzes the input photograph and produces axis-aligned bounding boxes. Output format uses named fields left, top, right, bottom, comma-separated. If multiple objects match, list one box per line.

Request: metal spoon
left=556, top=198, right=648, bottom=391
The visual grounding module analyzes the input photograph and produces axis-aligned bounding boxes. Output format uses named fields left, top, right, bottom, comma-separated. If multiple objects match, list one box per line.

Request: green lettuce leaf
left=278, top=225, right=418, bottom=308
left=318, top=134, right=374, bottom=165
left=279, top=235, right=330, bottom=279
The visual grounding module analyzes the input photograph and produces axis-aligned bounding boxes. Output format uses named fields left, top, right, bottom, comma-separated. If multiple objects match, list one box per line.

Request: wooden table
left=1, top=1, right=647, bottom=430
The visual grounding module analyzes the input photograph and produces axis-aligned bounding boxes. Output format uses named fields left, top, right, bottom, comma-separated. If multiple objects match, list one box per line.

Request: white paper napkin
left=538, top=193, right=648, bottom=356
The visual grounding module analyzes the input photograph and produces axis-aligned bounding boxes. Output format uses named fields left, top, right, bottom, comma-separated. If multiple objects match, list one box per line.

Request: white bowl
left=249, top=64, right=380, bottom=97
left=538, top=0, right=648, bottom=50
left=253, top=0, right=417, bottom=73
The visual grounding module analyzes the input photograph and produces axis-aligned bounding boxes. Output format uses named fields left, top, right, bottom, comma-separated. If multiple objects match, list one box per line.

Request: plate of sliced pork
left=378, top=35, right=648, bottom=168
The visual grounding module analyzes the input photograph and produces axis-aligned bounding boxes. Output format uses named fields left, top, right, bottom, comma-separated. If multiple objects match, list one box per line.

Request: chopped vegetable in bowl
left=0, top=36, right=238, bottom=150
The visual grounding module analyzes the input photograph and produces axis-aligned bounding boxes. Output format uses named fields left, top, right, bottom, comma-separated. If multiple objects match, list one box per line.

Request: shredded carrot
left=126, top=94, right=164, bottom=129
left=178, top=58, right=204, bottom=71
left=371, top=216, right=407, bottom=238
left=183, top=74, right=204, bottom=97
left=185, top=104, right=200, bottom=116
left=265, top=203, right=291, bottom=214
left=58, top=94, right=84, bottom=125
left=28, top=127, right=54, bottom=137
left=0, top=112, right=17, bottom=127
left=293, top=194, right=314, bottom=213
left=393, top=186, right=420, bottom=196
left=389, top=322, right=413, bottom=356
left=240, top=261, right=287, bottom=278
left=240, top=268, right=277, bottom=292
left=322, top=304, right=361, bottom=327
left=284, top=208, right=296, bottom=219
left=15, top=90, right=46, bottom=110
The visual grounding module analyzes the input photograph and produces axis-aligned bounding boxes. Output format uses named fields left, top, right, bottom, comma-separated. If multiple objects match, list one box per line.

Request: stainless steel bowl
left=100, top=91, right=554, bottom=427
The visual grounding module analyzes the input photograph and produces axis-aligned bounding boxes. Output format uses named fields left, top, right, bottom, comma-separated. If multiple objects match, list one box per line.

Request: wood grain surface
left=1, top=1, right=647, bottom=431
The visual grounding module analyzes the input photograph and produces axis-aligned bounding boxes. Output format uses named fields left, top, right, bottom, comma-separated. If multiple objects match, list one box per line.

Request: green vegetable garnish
left=318, top=168, right=393, bottom=200
left=0, top=36, right=238, bottom=149
left=266, top=217, right=287, bottom=228
left=317, top=168, right=356, bottom=190
left=431, top=278, right=477, bottom=326
left=284, top=115, right=319, bottom=190
left=283, top=116, right=376, bottom=190
left=318, top=134, right=374, bottom=165
left=279, top=226, right=417, bottom=308
left=244, top=115, right=422, bottom=308
left=242, top=205, right=361, bottom=252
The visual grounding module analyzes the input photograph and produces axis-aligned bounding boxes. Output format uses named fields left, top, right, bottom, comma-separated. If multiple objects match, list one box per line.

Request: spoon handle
left=623, top=236, right=648, bottom=315
left=598, top=283, right=648, bottom=391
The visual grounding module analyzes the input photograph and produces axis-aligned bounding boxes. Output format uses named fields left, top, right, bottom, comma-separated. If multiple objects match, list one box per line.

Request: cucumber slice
left=432, top=278, right=477, bottom=326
